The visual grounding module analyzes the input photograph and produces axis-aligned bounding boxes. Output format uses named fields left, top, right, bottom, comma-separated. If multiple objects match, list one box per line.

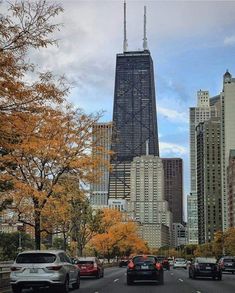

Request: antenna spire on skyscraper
left=143, top=6, right=148, bottom=50
left=123, top=1, right=128, bottom=52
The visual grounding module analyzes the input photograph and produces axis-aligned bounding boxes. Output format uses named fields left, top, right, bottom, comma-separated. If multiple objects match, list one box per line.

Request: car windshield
left=133, top=256, right=155, bottom=264
left=175, top=258, right=185, bottom=262
left=224, top=258, right=235, bottom=262
left=16, top=253, right=56, bottom=264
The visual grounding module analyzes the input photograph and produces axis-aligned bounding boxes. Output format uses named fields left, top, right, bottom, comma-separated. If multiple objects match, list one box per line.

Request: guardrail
left=0, top=261, right=13, bottom=290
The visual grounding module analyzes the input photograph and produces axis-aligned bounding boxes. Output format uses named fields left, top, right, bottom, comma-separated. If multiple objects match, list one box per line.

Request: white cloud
left=224, top=35, right=235, bottom=46
left=159, top=142, right=188, bottom=157
left=158, top=106, right=188, bottom=123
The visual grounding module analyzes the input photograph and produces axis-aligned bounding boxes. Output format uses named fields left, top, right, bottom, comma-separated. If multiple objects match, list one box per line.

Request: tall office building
left=228, top=150, right=235, bottom=228
left=196, top=118, right=222, bottom=243
left=90, top=123, right=112, bottom=206
left=188, top=90, right=219, bottom=243
left=162, top=158, right=183, bottom=224
left=109, top=4, right=159, bottom=200
left=187, top=193, right=198, bottom=244
left=220, top=71, right=235, bottom=230
left=128, top=155, right=171, bottom=248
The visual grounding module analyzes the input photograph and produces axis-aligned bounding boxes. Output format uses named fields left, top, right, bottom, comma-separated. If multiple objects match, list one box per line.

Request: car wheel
left=59, top=276, right=69, bottom=293
left=127, top=276, right=133, bottom=285
left=96, top=270, right=101, bottom=279
left=232, top=271, right=234, bottom=275
left=11, top=285, right=22, bottom=293
left=72, top=274, right=80, bottom=289
left=102, top=269, right=104, bottom=278
left=192, top=271, right=196, bottom=279
left=189, top=270, right=192, bottom=278
left=218, top=274, right=222, bottom=281
left=159, top=272, right=164, bottom=285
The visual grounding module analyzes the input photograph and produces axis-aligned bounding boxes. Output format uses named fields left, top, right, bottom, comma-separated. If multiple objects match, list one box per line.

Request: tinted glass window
left=16, top=253, right=56, bottom=264
left=133, top=256, right=155, bottom=264
left=224, top=259, right=235, bottom=262
left=78, top=261, right=94, bottom=265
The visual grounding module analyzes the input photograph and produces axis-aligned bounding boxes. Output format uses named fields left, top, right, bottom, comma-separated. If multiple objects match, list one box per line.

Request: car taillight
left=46, top=265, right=62, bottom=271
left=128, top=261, right=135, bottom=269
left=155, top=263, right=162, bottom=270
left=11, top=267, right=22, bottom=272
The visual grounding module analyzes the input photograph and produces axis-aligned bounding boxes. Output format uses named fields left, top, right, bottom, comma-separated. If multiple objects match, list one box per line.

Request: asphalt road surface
left=6, top=267, right=235, bottom=293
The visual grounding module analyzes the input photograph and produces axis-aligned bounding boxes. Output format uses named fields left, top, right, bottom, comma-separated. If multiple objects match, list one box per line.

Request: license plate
left=226, top=263, right=233, bottom=266
left=141, top=265, right=148, bottom=270
left=206, top=266, right=211, bottom=270
left=30, top=268, right=38, bottom=273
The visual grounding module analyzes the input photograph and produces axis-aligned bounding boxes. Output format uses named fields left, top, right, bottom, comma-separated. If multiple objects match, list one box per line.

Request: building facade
left=172, top=223, right=187, bottom=248
left=90, top=122, right=112, bottom=206
left=187, top=193, right=198, bottom=244
left=228, top=150, right=235, bottom=228
left=128, top=155, right=172, bottom=248
left=162, top=158, right=183, bottom=224
left=109, top=50, right=159, bottom=200
left=220, top=71, right=235, bottom=230
left=196, top=118, right=222, bottom=243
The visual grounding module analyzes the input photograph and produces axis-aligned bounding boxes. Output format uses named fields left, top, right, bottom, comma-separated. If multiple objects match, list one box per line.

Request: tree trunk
left=35, top=210, right=41, bottom=250
left=63, top=232, right=67, bottom=251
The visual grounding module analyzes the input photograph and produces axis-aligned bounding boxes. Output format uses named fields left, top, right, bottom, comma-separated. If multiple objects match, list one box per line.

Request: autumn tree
left=90, top=209, right=148, bottom=261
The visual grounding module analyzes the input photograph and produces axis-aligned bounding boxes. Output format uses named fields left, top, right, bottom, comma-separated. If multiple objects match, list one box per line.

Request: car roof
left=18, top=250, right=65, bottom=255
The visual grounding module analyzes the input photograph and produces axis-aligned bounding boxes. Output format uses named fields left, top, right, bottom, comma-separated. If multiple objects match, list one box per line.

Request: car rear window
left=224, top=258, right=235, bottom=262
left=16, top=253, right=56, bottom=264
left=133, top=256, right=155, bottom=264
left=78, top=261, right=94, bottom=265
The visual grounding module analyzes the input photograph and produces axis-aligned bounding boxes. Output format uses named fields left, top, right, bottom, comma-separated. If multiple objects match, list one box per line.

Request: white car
left=10, top=250, right=80, bottom=293
left=173, top=258, right=187, bottom=269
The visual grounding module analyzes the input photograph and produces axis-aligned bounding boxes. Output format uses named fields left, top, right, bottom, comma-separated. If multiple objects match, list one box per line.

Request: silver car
left=173, top=258, right=187, bottom=269
left=10, top=250, right=80, bottom=293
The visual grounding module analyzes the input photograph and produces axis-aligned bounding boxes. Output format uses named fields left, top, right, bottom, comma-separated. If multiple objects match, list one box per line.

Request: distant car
left=188, top=257, right=222, bottom=280
left=119, top=259, right=129, bottom=267
left=173, top=258, right=187, bottom=269
left=10, top=250, right=80, bottom=293
left=218, top=256, right=235, bottom=274
left=156, top=256, right=170, bottom=270
left=168, top=258, right=174, bottom=266
left=75, top=257, right=104, bottom=278
left=127, top=255, right=164, bottom=285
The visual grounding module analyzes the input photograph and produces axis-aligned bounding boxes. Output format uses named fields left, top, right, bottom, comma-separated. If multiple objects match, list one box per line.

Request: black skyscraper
left=109, top=49, right=159, bottom=200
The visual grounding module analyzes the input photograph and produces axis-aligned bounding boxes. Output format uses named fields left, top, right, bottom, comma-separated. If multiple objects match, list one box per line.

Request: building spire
left=143, top=6, right=148, bottom=50
left=123, top=1, right=128, bottom=52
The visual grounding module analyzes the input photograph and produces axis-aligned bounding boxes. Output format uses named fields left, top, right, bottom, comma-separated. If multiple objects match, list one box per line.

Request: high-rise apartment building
left=90, top=123, right=112, bottom=206
left=188, top=90, right=219, bottom=243
left=162, top=158, right=183, bottom=224
left=196, top=118, right=222, bottom=243
left=187, top=193, right=199, bottom=244
left=220, top=71, right=235, bottom=230
left=128, top=155, right=172, bottom=248
left=228, top=150, right=235, bottom=228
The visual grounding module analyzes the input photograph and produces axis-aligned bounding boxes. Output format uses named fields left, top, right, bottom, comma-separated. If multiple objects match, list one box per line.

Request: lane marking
left=171, top=272, right=174, bottom=275
left=114, top=278, right=119, bottom=282
left=196, top=291, right=201, bottom=293
left=178, top=278, right=183, bottom=282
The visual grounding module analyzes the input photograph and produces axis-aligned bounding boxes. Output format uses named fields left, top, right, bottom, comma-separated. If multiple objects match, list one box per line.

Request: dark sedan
left=189, top=257, right=222, bottom=280
left=127, top=255, right=164, bottom=285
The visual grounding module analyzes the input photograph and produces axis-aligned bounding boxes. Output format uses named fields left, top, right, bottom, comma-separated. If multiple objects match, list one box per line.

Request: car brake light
left=155, top=263, right=162, bottom=270
left=46, top=265, right=62, bottom=271
left=11, top=267, right=22, bottom=271
left=128, top=261, right=135, bottom=269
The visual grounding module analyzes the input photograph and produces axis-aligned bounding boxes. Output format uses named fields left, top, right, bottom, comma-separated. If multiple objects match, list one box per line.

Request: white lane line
left=170, top=272, right=174, bottom=275
left=196, top=291, right=201, bottom=293
left=94, top=292, right=99, bottom=293
left=178, top=278, right=183, bottom=282
left=114, top=278, right=119, bottom=282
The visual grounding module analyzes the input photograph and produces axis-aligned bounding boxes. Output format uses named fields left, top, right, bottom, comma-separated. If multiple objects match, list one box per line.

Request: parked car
left=126, top=255, right=164, bottom=285
left=218, top=256, right=235, bottom=274
left=156, top=256, right=170, bottom=270
left=168, top=258, right=174, bottom=266
left=188, top=257, right=222, bottom=280
left=173, top=258, right=187, bottom=269
left=10, top=250, right=80, bottom=293
left=75, top=257, right=104, bottom=278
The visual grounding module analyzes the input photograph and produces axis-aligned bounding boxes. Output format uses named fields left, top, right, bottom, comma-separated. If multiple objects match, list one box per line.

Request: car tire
left=127, top=276, right=133, bottom=285
left=232, top=271, right=234, bottom=275
left=11, top=285, right=22, bottom=293
left=72, top=275, right=80, bottom=289
left=58, top=276, right=69, bottom=293
left=192, top=272, right=196, bottom=279
left=96, top=270, right=101, bottom=279
left=189, top=270, right=192, bottom=278
left=218, top=274, right=222, bottom=281
left=159, top=273, right=164, bottom=285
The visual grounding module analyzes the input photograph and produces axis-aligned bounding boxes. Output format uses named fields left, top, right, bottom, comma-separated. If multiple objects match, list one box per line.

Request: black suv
left=127, top=255, right=164, bottom=285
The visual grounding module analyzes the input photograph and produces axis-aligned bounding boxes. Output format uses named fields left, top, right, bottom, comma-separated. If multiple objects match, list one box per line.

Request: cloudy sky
left=28, top=0, right=235, bottom=217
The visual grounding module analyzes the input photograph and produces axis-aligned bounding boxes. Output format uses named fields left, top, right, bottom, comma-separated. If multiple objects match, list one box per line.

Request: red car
left=75, top=257, right=104, bottom=278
